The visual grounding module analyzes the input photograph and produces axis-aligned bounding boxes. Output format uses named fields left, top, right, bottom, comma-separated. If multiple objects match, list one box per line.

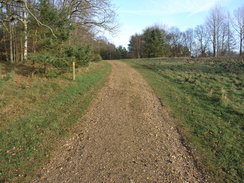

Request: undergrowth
left=0, top=61, right=111, bottom=182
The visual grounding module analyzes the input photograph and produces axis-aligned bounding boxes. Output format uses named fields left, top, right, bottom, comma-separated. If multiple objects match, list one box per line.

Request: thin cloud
left=151, top=0, right=231, bottom=14
left=119, top=0, right=231, bottom=16
left=118, top=10, right=165, bottom=16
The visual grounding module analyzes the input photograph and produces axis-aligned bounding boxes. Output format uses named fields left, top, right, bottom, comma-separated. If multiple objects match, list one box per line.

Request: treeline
left=1, top=2, right=243, bottom=64
left=0, top=0, right=120, bottom=71
left=99, top=42, right=128, bottom=60
left=128, top=5, right=244, bottom=59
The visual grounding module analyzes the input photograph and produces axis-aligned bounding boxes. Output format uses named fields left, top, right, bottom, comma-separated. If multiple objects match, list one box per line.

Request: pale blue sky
left=105, top=0, right=243, bottom=47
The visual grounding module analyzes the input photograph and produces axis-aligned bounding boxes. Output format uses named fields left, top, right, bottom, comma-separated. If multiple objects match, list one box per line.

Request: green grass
left=0, top=72, right=14, bottom=88
left=0, top=61, right=111, bottom=182
left=125, top=58, right=244, bottom=183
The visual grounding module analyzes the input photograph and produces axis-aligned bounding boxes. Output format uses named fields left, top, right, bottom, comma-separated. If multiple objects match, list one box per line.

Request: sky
left=104, top=0, right=244, bottom=48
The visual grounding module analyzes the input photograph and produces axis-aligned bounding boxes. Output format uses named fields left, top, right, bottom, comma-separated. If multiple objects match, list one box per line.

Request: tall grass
left=126, top=59, right=244, bottom=183
left=0, top=72, right=14, bottom=88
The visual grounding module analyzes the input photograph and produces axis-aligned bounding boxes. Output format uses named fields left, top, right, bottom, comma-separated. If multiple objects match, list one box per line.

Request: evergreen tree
left=143, top=27, right=165, bottom=58
left=115, top=46, right=127, bottom=59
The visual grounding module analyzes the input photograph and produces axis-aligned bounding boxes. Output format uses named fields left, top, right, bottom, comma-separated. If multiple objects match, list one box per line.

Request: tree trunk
left=3, top=33, right=9, bottom=62
left=213, top=29, right=217, bottom=57
left=216, top=29, right=220, bottom=57
left=213, top=41, right=216, bottom=57
left=7, top=3, right=14, bottom=63
left=23, top=1, right=28, bottom=61
left=13, top=28, right=16, bottom=63
left=9, top=23, right=14, bottom=63
left=240, top=27, right=243, bottom=55
left=20, top=37, right=24, bottom=62
left=240, top=35, right=243, bottom=55
left=137, top=51, right=140, bottom=58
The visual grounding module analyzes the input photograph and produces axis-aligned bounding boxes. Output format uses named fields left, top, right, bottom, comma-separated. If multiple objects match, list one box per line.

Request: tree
left=128, top=33, right=143, bottom=58
left=0, top=0, right=16, bottom=63
left=98, top=38, right=117, bottom=60
left=232, top=6, right=244, bottom=55
left=143, top=27, right=165, bottom=58
left=181, top=28, right=194, bottom=56
left=59, top=0, right=117, bottom=33
left=115, top=45, right=127, bottom=59
left=206, top=6, right=225, bottom=57
left=220, top=12, right=236, bottom=55
left=194, top=25, right=209, bottom=56
left=165, top=27, right=190, bottom=57
left=0, top=0, right=118, bottom=66
left=0, top=0, right=57, bottom=62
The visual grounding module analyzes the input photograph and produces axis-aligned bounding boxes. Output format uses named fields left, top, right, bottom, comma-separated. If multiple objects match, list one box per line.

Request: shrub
left=92, top=54, right=102, bottom=62
left=28, top=45, right=94, bottom=77
left=75, top=45, right=92, bottom=66
left=64, top=46, right=76, bottom=58
left=63, top=45, right=93, bottom=66
left=28, top=52, right=67, bottom=73
left=46, top=68, right=62, bottom=78
left=37, top=38, right=54, bottom=50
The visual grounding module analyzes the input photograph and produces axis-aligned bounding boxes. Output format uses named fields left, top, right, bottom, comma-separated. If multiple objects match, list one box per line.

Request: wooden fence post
left=73, top=61, right=76, bottom=80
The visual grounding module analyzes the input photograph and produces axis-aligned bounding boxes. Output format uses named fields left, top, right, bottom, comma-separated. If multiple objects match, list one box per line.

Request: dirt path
left=33, top=61, right=207, bottom=183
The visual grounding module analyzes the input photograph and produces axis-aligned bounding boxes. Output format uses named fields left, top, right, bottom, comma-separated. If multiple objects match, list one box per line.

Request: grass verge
left=0, top=61, right=111, bottom=182
left=125, top=59, right=243, bottom=183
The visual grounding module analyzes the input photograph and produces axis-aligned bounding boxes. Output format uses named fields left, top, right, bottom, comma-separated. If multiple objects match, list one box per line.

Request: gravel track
left=32, top=61, right=208, bottom=183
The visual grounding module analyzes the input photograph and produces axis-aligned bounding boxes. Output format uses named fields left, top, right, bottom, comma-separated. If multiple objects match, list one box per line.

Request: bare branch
left=22, top=0, right=57, bottom=38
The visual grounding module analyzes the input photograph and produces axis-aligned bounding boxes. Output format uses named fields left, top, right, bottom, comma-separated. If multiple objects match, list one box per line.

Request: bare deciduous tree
left=182, top=28, right=194, bottom=56
left=194, top=25, right=209, bottom=56
left=59, top=0, right=117, bottom=33
left=206, top=5, right=225, bottom=57
left=232, top=6, right=244, bottom=55
left=224, top=12, right=236, bottom=55
left=128, top=33, right=143, bottom=58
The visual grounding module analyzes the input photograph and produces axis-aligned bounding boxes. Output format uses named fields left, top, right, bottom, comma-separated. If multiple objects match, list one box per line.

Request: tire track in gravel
left=32, top=61, right=209, bottom=183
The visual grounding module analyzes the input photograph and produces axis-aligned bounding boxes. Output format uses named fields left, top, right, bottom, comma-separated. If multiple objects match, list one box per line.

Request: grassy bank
left=0, top=61, right=111, bottom=182
left=126, top=59, right=243, bottom=183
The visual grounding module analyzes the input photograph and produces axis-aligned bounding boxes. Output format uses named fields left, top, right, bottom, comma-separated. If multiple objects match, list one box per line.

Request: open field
left=0, top=61, right=111, bottom=182
left=125, top=58, right=244, bottom=182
